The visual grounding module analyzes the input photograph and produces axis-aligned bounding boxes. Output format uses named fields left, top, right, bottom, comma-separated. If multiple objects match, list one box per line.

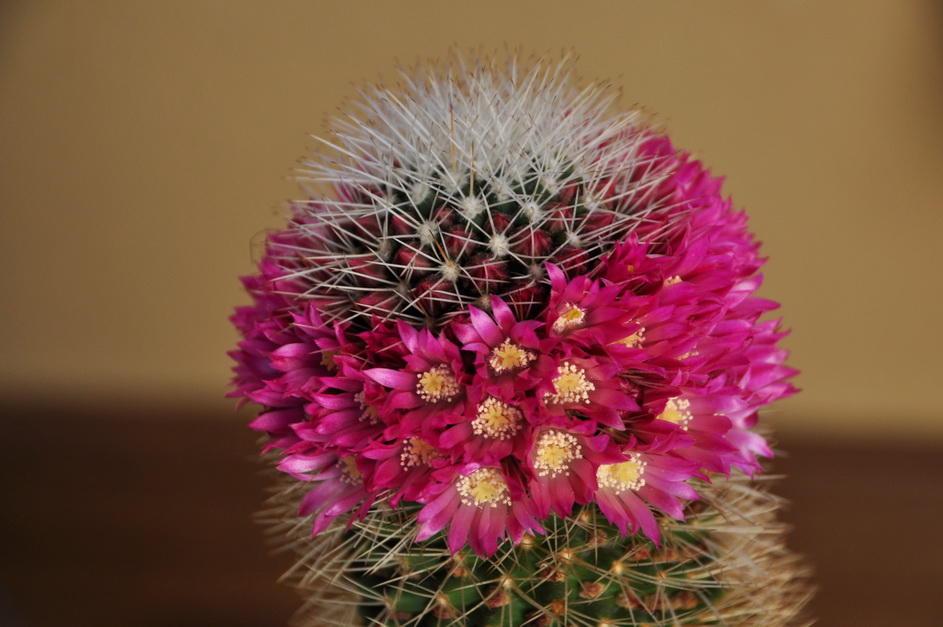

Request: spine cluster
left=230, top=57, right=809, bottom=626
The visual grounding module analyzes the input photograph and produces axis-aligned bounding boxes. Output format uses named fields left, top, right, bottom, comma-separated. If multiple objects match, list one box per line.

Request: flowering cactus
left=231, top=56, right=811, bottom=625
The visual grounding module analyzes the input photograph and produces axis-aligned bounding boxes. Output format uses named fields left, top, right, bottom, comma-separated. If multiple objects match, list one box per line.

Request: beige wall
left=2, top=1, right=941, bottom=440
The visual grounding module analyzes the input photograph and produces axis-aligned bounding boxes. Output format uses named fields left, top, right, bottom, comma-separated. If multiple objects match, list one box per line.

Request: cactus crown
left=232, top=55, right=810, bottom=626
left=278, top=57, right=676, bottom=329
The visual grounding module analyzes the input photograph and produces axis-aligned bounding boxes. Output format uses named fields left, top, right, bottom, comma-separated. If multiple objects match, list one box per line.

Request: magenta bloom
left=279, top=449, right=374, bottom=535
left=538, top=354, right=638, bottom=430
left=360, top=431, right=446, bottom=506
left=594, top=449, right=699, bottom=542
left=453, top=296, right=545, bottom=397
left=231, top=70, right=796, bottom=557
left=364, top=321, right=468, bottom=436
left=229, top=260, right=314, bottom=452
left=544, top=263, right=632, bottom=349
left=415, top=465, right=544, bottom=556
left=437, top=392, right=531, bottom=464
left=296, top=357, right=387, bottom=451
left=526, top=428, right=621, bottom=518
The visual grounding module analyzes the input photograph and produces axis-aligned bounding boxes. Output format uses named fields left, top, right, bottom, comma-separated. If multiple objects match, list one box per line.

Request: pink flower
left=279, top=450, right=373, bottom=535
left=364, top=321, right=468, bottom=436
left=634, top=389, right=741, bottom=475
left=453, top=296, right=544, bottom=397
left=294, top=357, right=387, bottom=452
left=525, top=428, right=621, bottom=518
left=360, top=431, right=447, bottom=506
left=415, top=465, right=544, bottom=557
left=271, top=306, right=351, bottom=400
left=538, top=354, right=638, bottom=430
left=594, top=449, right=699, bottom=543
left=231, top=68, right=798, bottom=555
left=437, top=392, right=531, bottom=464
left=229, top=260, right=312, bottom=452
left=544, top=263, right=631, bottom=349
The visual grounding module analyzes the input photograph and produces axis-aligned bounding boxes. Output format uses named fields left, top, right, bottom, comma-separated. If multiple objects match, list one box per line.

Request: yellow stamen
left=338, top=456, right=361, bottom=485
left=320, top=349, right=339, bottom=370
left=658, top=397, right=692, bottom=430
left=354, top=391, right=379, bottom=424
left=612, top=326, right=645, bottom=349
left=533, top=430, right=582, bottom=478
left=417, top=365, right=460, bottom=403
left=552, top=302, right=586, bottom=334
left=457, top=468, right=511, bottom=508
left=488, top=339, right=535, bottom=374
left=400, top=438, right=439, bottom=469
left=596, top=456, right=647, bottom=493
left=472, top=398, right=522, bottom=440
left=545, top=361, right=595, bottom=405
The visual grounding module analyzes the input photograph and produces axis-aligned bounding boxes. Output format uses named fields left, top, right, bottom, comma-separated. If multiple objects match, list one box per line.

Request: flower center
left=546, top=362, right=595, bottom=405
left=596, top=456, right=647, bottom=493
left=613, top=327, right=645, bottom=348
left=338, top=456, right=361, bottom=485
left=457, top=468, right=511, bottom=508
left=488, top=339, right=535, bottom=374
left=320, top=349, right=339, bottom=371
left=658, top=397, right=692, bottom=430
left=354, top=391, right=379, bottom=424
left=400, top=437, right=439, bottom=469
left=552, top=303, right=586, bottom=334
left=533, top=430, right=582, bottom=478
left=472, top=397, right=522, bottom=440
left=417, top=365, right=460, bottom=403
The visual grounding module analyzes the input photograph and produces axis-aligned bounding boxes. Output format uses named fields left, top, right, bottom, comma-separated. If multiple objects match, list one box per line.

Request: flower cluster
left=230, top=61, right=795, bottom=558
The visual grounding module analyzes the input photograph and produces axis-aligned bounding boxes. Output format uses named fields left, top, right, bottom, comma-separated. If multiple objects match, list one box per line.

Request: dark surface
left=774, top=436, right=943, bottom=626
left=1, top=403, right=941, bottom=626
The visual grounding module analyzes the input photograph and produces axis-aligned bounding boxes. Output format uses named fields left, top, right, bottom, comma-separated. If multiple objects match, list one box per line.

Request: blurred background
left=1, top=1, right=941, bottom=626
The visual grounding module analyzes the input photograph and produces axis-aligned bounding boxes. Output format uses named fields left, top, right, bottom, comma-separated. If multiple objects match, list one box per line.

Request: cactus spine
left=231, top=56, right=812, bottom=627
left=264, top=469, right=810, bottom=626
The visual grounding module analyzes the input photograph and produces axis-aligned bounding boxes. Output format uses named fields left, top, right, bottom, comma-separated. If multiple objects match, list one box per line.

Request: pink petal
left=365, top=368, right=415, bottom=390
left=469, top=306, right=502, bottom=346
left=447, top=505, right=475, bottom=553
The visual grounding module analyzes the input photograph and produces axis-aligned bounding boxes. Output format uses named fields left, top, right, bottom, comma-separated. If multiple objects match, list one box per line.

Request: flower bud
left=444, top=227, right=476, bottom=259
left=394, top=246, right=435, bottom=279
left=356, top=290, right=401, bottom=318
left=466, top=253, right=509, bottom=292
left=513, top=229, right=552, bottom=258
left=414, top=276, right=455, bottom=317
left=345, top=255, right=388, bottom=288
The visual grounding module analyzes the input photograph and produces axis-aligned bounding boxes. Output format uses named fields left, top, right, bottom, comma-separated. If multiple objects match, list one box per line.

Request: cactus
left=231, top=55, right=812, bottom=626
left=263, top=470, right=809, bottom=626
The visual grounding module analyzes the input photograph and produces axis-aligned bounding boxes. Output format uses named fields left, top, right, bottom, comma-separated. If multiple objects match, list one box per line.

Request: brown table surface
left=1, top=402, right=940, bottom=627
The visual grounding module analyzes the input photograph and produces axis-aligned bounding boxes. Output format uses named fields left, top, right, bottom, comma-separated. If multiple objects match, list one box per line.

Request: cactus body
left=267, top=471, right=809, bottom=626
left=232, top=56, right=811, bottom=626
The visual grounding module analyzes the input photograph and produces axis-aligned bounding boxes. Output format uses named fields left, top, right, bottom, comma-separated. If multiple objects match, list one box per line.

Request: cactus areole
left=230, top=56, right=810, bottom=625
